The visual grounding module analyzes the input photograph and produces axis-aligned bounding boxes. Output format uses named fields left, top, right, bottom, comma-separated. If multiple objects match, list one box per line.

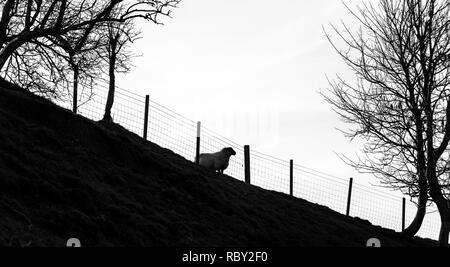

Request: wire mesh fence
left=351, top=183, right=403, bottom=232
left=147, top=99, right=197, bottom=161
left=82, top=83, right=146, bottom=136
left=293, top=165, right=349, bottom=215
left=51, top=80, right=442, bottom=242
left=251, top=152, right=291, bottom=195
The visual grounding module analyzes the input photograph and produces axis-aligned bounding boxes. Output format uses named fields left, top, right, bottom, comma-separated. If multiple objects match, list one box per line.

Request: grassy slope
left=0, top=81, right=437, bottom=247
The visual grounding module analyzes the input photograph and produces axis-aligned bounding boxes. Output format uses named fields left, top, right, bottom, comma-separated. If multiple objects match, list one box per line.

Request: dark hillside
left=0, top=80, right=438, bottom=247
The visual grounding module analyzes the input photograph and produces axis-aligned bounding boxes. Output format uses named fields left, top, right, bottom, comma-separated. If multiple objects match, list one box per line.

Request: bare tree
left=2, top=26, right=103, bottom=108
left=100, top=16, right=141, bottom=123
left=324, top=0, right=450, bottom=246
left=0, top=0, right=178, bottom=111
left=0, top=0, right=179, bottom=71
left=47, top=26, right=105, bottom=113
left=1, top=40, right=69, bottom=98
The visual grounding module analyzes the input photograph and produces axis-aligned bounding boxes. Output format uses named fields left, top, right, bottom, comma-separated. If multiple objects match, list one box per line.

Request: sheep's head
left=223, top=147, right=236, bottom=157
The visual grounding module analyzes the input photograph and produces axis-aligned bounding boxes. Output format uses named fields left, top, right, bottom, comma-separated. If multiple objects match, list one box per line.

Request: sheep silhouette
left=197, top=147, right=236, bottom=174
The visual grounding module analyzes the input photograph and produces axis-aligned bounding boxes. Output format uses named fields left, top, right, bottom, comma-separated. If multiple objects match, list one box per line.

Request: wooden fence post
left=244, top=145, right=251, bottom=184
left=195, top=121, right=201, bottom=164
left=402, top=197, right=406, bottom=231
left=346, top=177, right=354, bottom=216
left=290, top=159, right=294, bottom=196
left=143, top=95, right=150, bottom=140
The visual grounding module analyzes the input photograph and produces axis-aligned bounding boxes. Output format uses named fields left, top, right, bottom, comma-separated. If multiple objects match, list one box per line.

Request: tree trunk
left=439, top=215, right=450, bottom=247
left=103, top=50, right=116, bottom=123
left=427, top=165, right=450, bottom=246
left=402, top=191, right=427, bottom=238
left=72, top=64, right=79, bottom=114
left=0, top=53, right=10, bottom=72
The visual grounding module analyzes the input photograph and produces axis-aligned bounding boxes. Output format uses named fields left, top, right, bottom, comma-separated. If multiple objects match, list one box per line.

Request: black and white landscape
left=0, top=0, right=449, bottom=251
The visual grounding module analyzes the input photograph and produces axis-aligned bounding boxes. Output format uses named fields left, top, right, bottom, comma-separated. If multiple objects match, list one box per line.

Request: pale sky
left=118, top=0, right=376, bottom=186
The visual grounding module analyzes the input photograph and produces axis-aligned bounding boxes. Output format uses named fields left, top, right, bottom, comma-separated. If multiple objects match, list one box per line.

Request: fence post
left=195, top=121, right=201, bottom=164
left=244, top=145, right=251, bottom=184
left=346, top=177, right=353, bottom=216
left=290, top=159, right=294, bottom=196
left=143, top=95, right=150, bottom=140
left=402, top=197, right=406, bottom=231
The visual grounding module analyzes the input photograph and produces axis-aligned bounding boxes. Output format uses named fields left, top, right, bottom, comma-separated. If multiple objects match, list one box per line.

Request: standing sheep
left=197, top=147, right=236, bottom=173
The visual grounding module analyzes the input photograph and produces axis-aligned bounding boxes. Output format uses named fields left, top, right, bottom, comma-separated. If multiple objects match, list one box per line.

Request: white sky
left=118, top=0, right=382, bottom=188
